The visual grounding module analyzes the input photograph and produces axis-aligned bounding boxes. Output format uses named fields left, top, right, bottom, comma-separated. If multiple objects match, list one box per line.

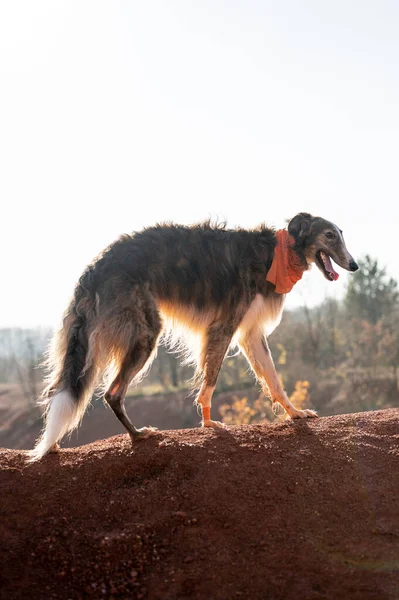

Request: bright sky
left=1, top=1, right=398, bottom=327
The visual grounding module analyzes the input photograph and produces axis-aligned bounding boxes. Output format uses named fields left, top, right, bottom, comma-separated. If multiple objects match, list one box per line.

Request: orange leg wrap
left=202, top=406, right=210, bottom=421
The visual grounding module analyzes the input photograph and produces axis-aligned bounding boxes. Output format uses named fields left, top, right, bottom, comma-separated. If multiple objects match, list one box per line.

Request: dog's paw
left=289, top=409, right=318, bottom=419
left=202, top=419, right=226, bottom=429
left=133, top=426, right=159, bottom=441
left=50, top=443, right=60, bottom=453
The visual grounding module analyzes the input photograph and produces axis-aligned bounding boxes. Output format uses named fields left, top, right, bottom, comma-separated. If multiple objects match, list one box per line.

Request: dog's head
left=287, top=212, right=358, bottom=281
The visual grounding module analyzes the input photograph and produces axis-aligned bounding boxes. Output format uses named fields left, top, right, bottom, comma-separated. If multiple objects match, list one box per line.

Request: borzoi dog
left=28, top=212, right=358, bottom=461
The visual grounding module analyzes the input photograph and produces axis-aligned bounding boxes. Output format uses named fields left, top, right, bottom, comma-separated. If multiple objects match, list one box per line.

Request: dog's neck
left=266, top=229, right=306, bottom=294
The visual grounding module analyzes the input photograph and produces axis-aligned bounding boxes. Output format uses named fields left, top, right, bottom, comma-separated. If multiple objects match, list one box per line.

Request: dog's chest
left=237, top=293, right=286, bottom=337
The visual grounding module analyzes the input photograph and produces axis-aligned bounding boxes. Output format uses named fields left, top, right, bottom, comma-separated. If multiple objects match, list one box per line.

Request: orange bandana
left=266, top=229, right=305, bottom=294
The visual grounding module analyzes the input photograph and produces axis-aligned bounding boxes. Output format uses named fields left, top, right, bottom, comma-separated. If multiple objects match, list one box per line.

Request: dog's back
left=82, top=222, right=277, bottom=309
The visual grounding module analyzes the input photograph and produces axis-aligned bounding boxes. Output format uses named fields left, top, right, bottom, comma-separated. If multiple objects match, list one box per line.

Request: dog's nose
left=349, top=260, right=359, bottom=272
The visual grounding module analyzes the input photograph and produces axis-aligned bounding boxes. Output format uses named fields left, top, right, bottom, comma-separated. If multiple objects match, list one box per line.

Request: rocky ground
left=1, top=408, right=399, bottom=599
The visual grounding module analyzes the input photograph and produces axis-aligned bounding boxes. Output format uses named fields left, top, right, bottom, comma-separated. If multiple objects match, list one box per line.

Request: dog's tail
left=27, top=283, right=99, bottom=462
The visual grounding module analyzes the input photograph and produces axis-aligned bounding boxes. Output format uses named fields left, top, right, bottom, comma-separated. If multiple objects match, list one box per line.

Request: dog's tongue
left=320, top=251, right=339, bottom=281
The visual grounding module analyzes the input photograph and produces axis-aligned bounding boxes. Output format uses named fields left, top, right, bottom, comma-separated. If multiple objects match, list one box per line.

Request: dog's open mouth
left=316, top=250, right=339, bottom=281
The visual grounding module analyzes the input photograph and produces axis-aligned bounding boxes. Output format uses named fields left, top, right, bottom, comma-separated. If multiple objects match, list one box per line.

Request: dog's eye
left=325, top=231, right=335, bottom=240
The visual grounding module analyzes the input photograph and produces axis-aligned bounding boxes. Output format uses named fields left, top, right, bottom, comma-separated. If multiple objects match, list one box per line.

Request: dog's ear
left=287, top=212, right=313, bottom=243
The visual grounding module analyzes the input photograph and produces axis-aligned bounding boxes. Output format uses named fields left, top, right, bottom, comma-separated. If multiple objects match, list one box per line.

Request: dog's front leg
left=196, top=322, right=240, bottom=429
left=239, top=330, right=317, bottom=419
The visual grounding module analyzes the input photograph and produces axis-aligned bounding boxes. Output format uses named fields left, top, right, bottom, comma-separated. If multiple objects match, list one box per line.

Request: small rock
left=183, top=556, right=194, bottom=563
left=172, top=511, right=187, bottom=518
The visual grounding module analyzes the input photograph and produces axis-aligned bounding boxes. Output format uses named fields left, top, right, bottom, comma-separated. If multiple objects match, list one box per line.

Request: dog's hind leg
left=104, top=305, right=162, bottom=442
left=105, top=343, right=158, bottom=441
left=238, top=330, right=317, bottom=419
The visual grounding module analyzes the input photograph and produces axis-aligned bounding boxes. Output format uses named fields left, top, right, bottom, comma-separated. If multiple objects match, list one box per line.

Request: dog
left=28, top=212, right=358, bottom=461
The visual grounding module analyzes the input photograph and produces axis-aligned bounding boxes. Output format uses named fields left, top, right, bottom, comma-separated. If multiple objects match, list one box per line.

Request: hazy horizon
left=1, top=1, right=398, bottom=327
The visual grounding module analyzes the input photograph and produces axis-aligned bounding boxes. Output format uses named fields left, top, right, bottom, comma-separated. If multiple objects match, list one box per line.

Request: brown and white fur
left=28, top=212, right=358, bottom=461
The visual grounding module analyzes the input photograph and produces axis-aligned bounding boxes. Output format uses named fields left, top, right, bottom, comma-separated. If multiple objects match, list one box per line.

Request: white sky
left=1, top=1, right=398, bottom=327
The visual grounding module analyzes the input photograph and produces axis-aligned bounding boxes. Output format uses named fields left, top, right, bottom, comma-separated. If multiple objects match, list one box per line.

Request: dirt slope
left=1, top=409, right=399, bottom=600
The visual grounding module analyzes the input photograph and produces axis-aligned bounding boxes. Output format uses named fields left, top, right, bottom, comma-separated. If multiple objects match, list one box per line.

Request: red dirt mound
left=1, top=409, right=399, bottom=600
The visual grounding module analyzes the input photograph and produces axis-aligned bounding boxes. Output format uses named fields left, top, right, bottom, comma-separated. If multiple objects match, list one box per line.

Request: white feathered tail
left=27, top=290, right=98, bottom=462
left=27, top=391, right=79, bottom=462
